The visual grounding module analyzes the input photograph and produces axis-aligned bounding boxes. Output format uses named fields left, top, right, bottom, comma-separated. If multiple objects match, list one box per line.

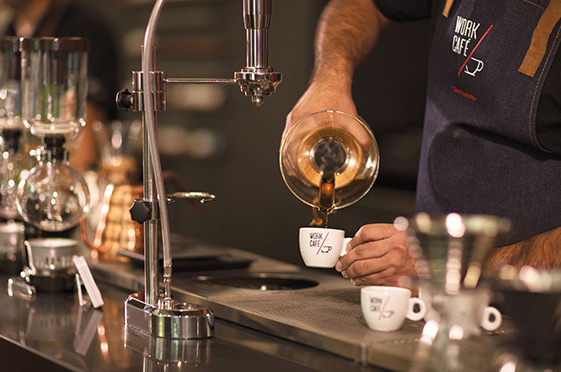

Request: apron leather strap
left=519, top=0, right=561, bottom=77
left=442, top=0, right=455, bottom=18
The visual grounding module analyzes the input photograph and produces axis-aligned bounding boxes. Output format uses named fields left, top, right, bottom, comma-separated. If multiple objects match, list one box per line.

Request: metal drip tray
left=192, top=273, right=318, bottom=291
left=89, top=243, right=507, bottom=371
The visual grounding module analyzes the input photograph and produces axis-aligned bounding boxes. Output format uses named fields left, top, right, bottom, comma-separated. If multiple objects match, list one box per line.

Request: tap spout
left=235, top=0, right=282, bottom=106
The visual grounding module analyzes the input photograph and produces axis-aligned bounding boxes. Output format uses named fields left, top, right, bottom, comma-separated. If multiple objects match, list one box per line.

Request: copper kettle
left=81, top=183, right=143, bottom=261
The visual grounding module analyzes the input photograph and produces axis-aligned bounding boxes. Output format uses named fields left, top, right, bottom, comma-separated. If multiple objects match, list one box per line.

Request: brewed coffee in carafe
left=280, top=110, right=379, bottom=226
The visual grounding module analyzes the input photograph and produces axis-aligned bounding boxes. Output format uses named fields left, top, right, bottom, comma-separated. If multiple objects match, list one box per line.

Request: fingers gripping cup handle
left=407, top=298, right=427, bottom=321
left=341, top=237, right=352, bottom=257
left=481, top=306, right=502, bottom=331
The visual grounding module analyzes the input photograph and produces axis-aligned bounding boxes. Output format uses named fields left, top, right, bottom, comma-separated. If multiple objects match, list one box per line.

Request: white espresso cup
left=361, top=286, right=426, bottom=332
left=299, top=227, right=351, bottom=268
left=419, top=288, right=503, bottom=334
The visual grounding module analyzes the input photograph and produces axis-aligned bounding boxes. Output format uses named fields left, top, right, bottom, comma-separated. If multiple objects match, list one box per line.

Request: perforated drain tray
left=90, top=244, right=504, bottom=372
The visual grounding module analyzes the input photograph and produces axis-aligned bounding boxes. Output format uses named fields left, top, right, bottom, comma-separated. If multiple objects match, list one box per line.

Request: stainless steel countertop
left=0, top=272, right=388, bottom=372
left=86, top=239, right=514, bottom=372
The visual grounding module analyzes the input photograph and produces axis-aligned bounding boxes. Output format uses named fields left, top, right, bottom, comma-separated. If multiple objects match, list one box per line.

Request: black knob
left=116, top=89, right=134, bottom=112
left=129, top=199, right=152, bottom=223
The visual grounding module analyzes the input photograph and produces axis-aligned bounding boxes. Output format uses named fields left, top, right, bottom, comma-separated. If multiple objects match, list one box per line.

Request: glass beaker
left=0, top=37, right=26, bottom=220
left=20, top=37, right=88, bottom=138
left=0, top=36, right=24, bottom=131
left=16, top=136, right=90, bottom=232
left=279, top=110, right=379, bottom=218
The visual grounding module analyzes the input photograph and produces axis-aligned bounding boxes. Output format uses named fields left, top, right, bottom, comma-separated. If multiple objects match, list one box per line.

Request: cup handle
left=407, top=297, right=426, bottom=321
left=481, top=306, right=502, bottom=331
left=341, top=237, right=352, bottom=257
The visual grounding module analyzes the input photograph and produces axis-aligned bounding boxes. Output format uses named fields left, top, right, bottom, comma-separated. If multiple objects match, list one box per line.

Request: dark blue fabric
left=416, top=0, right=561, bottom=242
left=374, top=0, right=561, bottom=154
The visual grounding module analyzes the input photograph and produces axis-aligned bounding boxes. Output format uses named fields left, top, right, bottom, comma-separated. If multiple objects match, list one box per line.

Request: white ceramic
left=361, top=286, right=426, bottom=332
left=299, top=227, right=351, bottom=268
left=0, top=222, right=24, bottom=255
left=419, top=287, right=503, bottom=334
left=25, top=238, right=77, bottom=272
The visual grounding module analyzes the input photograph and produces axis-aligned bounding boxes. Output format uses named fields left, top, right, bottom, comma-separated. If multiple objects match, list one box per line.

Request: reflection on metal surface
left=74, top=308, right=104, bottom=355
left=125, top=326, right=213, bottom=366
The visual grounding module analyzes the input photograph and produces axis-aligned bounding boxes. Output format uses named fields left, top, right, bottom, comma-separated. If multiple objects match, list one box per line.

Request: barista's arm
left=284, top=0, right=390, bottom=135
left=487, top=227, right=561, bottom=270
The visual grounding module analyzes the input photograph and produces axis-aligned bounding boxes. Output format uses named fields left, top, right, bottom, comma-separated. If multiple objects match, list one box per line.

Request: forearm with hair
left=487, top=227, right=561, bottom=270
left=312, top=0, right=388, bottom=85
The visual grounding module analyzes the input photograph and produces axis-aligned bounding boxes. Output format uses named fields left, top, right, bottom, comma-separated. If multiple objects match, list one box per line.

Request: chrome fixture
left=116, top=0, right=282, bottom=340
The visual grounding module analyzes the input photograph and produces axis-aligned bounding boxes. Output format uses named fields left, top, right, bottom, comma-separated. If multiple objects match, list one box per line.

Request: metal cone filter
left=395, top=213, right=511, bottom=294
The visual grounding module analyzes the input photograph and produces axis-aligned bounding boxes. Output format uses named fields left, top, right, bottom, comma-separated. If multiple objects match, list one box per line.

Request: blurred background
left=95, top=0, right=431, bottom=266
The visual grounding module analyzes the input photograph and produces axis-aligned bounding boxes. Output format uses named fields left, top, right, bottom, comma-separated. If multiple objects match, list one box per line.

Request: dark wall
left=101, top=0, right=430, bottom=266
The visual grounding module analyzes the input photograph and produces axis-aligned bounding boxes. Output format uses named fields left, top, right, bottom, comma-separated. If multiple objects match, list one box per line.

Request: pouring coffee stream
left=312, top=138, right=347, bottom=227
left=310, top=172, right=335, bottom=227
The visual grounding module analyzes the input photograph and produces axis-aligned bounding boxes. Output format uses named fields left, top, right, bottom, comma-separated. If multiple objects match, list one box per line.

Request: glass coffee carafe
left=279, top=110, right=379, bottom=225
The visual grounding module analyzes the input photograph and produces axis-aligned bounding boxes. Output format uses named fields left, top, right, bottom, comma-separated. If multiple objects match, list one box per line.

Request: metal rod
left=243, top=0, right=271, bottom=69
left=165, top=78, right=237, bottom=85
left=141, top=23, right=166, bottom=306
left=142, top=113, right=159, bottom=306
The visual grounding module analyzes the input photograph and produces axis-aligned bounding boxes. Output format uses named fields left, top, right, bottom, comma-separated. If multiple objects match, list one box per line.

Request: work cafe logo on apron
left=452, top=16, right=491, bottom=77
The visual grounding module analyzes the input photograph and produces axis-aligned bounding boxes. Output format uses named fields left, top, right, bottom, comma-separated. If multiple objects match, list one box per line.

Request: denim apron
left=416, top=0, right=561, bottom=241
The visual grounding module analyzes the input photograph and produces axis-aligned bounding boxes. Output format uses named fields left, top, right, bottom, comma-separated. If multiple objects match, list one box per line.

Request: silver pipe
left=141, top=0, right=173, bottom=307
left=243, top=0, right=271, bottom=69
left=142, top=114, right=159, bottom=306
left=165, top=78, right=237, bottom=85
left=236, top=0, right=281, bottom=106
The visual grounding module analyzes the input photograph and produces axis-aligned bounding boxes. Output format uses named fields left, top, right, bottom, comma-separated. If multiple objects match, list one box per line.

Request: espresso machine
left=115, top=0, right=282, bottom=340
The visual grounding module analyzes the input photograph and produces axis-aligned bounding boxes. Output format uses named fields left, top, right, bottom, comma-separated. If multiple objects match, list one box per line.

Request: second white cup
left=361, top=286, right=426, bottom=332
left=299, top=227, right=351, bottom=268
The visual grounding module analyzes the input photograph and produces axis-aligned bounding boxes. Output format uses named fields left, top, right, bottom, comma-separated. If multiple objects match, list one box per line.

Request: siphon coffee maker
left=394, top=213, right=511, bottom=372
left=0, top=37, right=27, bottom=272
left=279, top=110, right=379, bottom=226
left=17, top=37, right=90, bottom=233
left=14, top=37, right=90, bottom=291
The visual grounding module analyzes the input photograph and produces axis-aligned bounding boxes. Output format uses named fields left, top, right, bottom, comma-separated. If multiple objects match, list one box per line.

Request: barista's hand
left=335, top=224, right=417, bottom=287
left=283, top=79, right=357, bottom=140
